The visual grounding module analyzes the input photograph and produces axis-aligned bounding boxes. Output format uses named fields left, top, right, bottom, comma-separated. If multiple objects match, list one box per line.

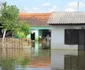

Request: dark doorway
left=78, top=30, right=85, bottom=50
left=31, top=33, right=35, bottom=40
left=42, top=30, right=51, bottom=38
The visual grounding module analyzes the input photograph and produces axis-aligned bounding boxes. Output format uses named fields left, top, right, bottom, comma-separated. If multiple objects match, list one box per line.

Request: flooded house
left=48, top=12, right=85, bottom=50
left=19, top=13, right=51, bottom=41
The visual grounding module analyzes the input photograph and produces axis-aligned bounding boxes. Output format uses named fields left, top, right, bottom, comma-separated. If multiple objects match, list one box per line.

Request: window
left=65, top=29, right=78, bottom=45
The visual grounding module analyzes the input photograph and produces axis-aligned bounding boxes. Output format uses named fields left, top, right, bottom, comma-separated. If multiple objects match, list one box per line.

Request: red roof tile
left=18, top=13, right=51, bottom=26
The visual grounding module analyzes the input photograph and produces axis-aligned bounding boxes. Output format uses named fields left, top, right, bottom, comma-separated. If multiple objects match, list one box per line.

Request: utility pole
left=77, top=2, right=79, bottom=12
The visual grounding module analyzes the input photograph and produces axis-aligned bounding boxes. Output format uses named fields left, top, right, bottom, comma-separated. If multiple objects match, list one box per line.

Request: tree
left=15, top=21, right=31, bottom=38
left=0, top=2, right=19, bottom=42
left=0, top=2, right=19, bottom=56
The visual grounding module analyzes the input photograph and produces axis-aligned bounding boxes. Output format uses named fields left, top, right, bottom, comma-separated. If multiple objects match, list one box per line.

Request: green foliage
left=16, top=56, right=31, bottom=68
left=0, top=2, right=19, bottom=36
left=0, top=58, right=15, bottom=70
left=15, top=21, right=31, bottom=38
left=15, top=32, right=25, bottom=38
left=0, top=2, right=31, bottom=39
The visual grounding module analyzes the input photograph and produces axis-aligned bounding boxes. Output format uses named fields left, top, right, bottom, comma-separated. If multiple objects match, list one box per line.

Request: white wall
left=51, top=25, right=85, bottom=50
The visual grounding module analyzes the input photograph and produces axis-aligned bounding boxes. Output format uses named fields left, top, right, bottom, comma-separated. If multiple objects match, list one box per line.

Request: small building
left=19, top=13, right=51, bottom=41
left=48, top=12, right=85, bottom=50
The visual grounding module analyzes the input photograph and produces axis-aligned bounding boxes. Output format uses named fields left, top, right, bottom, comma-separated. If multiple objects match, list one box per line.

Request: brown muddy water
left=0, top=39, right=85, bottom=70
left=0, top=39, right=51, bottom=70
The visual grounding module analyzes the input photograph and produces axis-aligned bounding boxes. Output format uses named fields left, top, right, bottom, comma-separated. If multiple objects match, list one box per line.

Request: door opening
left=78, top=30, right=85, bottom=50
left=31, top=33, right=35, bottom=40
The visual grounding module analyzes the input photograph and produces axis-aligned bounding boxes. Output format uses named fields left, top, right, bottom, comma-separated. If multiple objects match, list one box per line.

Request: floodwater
left=16, top=41, right=51, bottom=70
left=28, top=41, right=51, bottom=68
left=16, top=41, right=85, bottom=70
left=51, top=50, right=85, bottom=70
left=0, top=39, right=51, bottom=70
left=1, top=39, right=85, bottom=70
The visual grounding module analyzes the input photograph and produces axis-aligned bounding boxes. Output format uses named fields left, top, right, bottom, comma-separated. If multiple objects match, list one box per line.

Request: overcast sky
left=2, top=0, right=85, bottom=13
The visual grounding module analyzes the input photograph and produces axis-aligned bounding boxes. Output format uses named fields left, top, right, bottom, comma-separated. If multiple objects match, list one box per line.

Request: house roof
left=18, top=13, right=51, bottom=26
left=48, top=12, right=85, bottom=25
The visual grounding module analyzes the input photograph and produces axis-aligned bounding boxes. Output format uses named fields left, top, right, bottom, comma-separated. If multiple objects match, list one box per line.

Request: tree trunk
left=2, top=30, right=6, bottom=57
left=2, top=30, right=6, bottom=42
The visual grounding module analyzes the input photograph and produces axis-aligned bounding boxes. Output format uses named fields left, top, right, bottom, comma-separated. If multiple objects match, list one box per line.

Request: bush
left=14, top=21, right=31, bottom=38
left=15, top=32, right=25, bottom=38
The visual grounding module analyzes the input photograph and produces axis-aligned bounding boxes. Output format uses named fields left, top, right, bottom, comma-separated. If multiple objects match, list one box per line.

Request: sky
left=1, top=0, right=85, bottom=13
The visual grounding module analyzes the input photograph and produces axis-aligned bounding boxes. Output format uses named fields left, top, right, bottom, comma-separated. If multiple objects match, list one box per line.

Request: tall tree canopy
left=0, top=2, right=31, bottom=57
left=0, top=2, right=31, bottom=39
left=0, top=2, right=19, bottom=40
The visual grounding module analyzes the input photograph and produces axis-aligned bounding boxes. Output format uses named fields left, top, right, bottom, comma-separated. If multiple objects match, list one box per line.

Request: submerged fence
left=0, top=38, right=28, bottom=48
left=0, top=38, right=51, bottom=70
left=0, top=38, right=30, bottom=59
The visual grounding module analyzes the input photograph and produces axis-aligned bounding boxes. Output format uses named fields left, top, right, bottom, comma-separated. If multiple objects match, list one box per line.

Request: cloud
left=68, top=2, right=85, bottom=9
left=79, top=2, right=85, bottom=7
left=65, top=1, right=85, bottom=11
left=19, top=7, right=32, bottom=13
left=65, top=8, right=76, bottom=12
left=20, top=7, right=42, bottom=13
left=33, top=7, right=39, bottom=10
left=42, top=3, right=50, bottom=7
left=20, top=4, right=57, bottom=13
left=21, top=7, right=29, bottom=12
left=48, top=5, right=57, bottom=12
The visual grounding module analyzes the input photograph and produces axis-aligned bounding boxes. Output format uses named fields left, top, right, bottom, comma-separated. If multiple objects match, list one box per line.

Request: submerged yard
left=1, top=38, right=85, bottom=70
left=0, top=38, right=51, bottom=70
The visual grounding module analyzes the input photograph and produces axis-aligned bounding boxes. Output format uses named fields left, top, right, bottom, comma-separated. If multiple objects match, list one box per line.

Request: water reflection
left=0, top=40, right=51, bottom=69
left=65, top=51, right=85, bottom=70
left=52, top=50, right=85, bottom=70
left=51, top=50, right=78, bottom=70
left=30, top=41, right=51, bottom=68
left=24, top=41, right=51, bottom=68
left=31, top=41, right=51, bottom=57
left=31, top=42, right=39, bottom=56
